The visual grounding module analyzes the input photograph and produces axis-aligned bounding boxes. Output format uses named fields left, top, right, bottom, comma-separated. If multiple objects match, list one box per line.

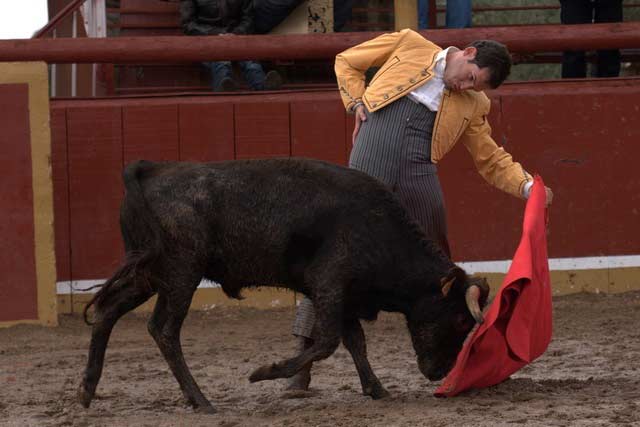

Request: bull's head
left=406, top=267, right=490, bottom=381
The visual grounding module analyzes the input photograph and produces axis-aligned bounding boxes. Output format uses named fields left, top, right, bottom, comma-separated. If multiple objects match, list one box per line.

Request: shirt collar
left=434, top=47, right=453, bottom=78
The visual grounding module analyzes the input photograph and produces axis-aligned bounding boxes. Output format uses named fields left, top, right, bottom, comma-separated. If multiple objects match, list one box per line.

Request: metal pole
left=34, top=0, right=87, bottom=39
left=71, top=11, right=77, bottom=97
left=394, top=0, right=418, bottom=30
left=51, top=29, right=57, bottom=97
left=2, top=23, right=640, bottom=64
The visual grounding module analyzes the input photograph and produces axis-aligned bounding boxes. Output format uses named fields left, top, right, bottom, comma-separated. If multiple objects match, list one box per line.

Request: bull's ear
left=440, top=266, right=466, bottom=297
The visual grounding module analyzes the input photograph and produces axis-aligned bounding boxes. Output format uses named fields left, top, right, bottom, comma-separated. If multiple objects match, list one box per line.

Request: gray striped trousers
left=292, top=97, right=450, bottom=338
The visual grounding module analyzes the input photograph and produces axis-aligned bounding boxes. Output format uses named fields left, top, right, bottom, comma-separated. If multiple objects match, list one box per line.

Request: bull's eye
left=454, top=313, right=474, bottom=332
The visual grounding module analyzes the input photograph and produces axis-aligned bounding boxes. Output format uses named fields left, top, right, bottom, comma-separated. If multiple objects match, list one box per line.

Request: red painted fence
left=49, top=78, right=640, bottom=283
left=0, top=84, right=38, bottom=321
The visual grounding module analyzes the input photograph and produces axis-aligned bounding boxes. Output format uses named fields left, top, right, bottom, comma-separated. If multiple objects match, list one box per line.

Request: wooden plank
left=50, top=107, right=71, bottom=281
left=116, top=19, right=180, bottom=28
left=117, top=64, right=206, bottom=89
left=592, top=92, right=640, bottom=255
left=67, top=106, right=124, bottom=279
left=501, top=92, right=617, bottom=258
left=117, top=27, right=183, bottom=36
left=291, top=99, right=346, bottom=165
left=179, top=103, right=235, bottom=161
left=234, top=102, right=290, bottom=159
left=119, top=0, right=179, bottom=13
left=0, top=84, right=38, bottom=321
left=123, top=104, right=179, bottom=164
left=119, top=14, right=179, bottom=27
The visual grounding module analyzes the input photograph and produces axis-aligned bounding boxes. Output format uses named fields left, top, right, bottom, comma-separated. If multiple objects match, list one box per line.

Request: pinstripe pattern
left=292, top=97, right=452, bottom=339
left=292, top=296, right=315, bottom=337
left=350, top=96, right=450, bottom=256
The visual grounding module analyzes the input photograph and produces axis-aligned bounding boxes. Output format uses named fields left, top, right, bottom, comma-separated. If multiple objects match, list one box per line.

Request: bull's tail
left=83, top=160, right=165, bottom=325
left=82, top=250, right=155, bottom=325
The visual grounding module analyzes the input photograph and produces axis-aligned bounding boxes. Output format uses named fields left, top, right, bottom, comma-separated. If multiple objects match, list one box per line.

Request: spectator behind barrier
left=180, top=0, right=283, bottom=91
left=418, top=0, right=472, bottom=29
left=254, top=0, right=354, bottom=33
left=560, top=0, right=623, bottom=78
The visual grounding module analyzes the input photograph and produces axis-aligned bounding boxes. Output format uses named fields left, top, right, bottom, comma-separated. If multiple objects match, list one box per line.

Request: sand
left=1, top=291, right=640, bottom=427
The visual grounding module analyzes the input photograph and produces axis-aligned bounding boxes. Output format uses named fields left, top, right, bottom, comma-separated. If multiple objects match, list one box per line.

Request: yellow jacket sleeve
left=335, top=30, right=408, bottom=111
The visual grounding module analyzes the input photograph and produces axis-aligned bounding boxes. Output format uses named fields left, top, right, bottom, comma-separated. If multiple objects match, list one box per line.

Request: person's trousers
left=203, top=60, right=267, bottom=91
left=560, top=0, right=622, bottom=78
left=254, top=0, right=304, bottom=34
left=418, top=0, right=472, bottom=29
left=292, top=97, right=450, bottom=338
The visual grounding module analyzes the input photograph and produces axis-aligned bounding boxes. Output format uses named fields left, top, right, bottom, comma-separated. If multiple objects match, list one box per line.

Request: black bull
left=78, top=158, right=489, bottom=413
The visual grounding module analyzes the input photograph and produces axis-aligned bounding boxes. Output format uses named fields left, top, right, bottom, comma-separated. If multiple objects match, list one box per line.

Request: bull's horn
left=465, top=285, right=484, bottom=324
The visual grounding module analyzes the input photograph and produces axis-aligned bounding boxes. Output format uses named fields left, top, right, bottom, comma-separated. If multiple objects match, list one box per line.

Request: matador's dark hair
left=465, top=40, right=512, bottom=89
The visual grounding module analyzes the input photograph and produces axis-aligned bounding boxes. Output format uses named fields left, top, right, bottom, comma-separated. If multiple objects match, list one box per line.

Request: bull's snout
left=418, top=358, right=449, bottom=381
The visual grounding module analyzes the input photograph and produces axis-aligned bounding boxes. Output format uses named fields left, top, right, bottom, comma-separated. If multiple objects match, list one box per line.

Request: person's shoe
left=264, top=70, right=283, bottom=90
left=218, top=77, right=236, bottom=92
left=285, top=336, right=313, bottom=391
left=286, top=363, right=311, bottom=391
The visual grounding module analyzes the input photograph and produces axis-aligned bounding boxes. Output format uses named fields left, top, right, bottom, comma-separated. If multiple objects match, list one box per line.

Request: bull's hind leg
left=148, top=275, right=215, bottom=414
left=342, top=318, right=390, bottom=399
left=249, top=277, right=344, bottom=383
left=79, top=280, right=154, bottom=408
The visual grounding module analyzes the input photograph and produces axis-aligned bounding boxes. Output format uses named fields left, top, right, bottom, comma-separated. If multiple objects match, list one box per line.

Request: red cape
left=434, top=176, right=552, bottom=397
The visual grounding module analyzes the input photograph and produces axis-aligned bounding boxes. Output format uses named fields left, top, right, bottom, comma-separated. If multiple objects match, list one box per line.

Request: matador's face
left=443, top=47, right=492, bottom=92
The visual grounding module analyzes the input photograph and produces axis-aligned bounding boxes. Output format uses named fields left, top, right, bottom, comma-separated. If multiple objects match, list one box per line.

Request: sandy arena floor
left=1, top=291, right=640, bottom=427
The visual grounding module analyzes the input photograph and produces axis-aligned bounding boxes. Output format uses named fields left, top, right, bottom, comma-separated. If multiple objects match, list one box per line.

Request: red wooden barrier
left=291, top=99, right=348, bottom=165
left=67, top=107, right=124, bottom=279
left=0, top=84, right=38, bottom=321
left=123, top=105, right=180, bottom=164
left=179, top=103, right=235, bottom=162
left=49, top=78, right=640, bottom=284
left=235, top=102, right=290, bottom=159
left=50, top=108, right=71, bottom=280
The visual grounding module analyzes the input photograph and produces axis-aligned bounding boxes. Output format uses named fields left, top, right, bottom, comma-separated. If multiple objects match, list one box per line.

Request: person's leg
left=445, top=0, right=472, bottom=28
left=288, top=99, right=410, bottom=391
left=396, top=167, right=451, bottom=258
left=594, top=0, right=622, bottom=77
left=207, top=61, right=235, bottom=91
left=238, top=60, right=267, bottom=90
left=396, top=103, right=451, bottom=257
left=418, top=0, right=430, bottom=29
left=287, top=296, right=315, bottom=391
left=254, top=0, right=305, bottom=34
left=333, top=0, right=354, bottom=32
left=560, top=0, right=592, bottom=78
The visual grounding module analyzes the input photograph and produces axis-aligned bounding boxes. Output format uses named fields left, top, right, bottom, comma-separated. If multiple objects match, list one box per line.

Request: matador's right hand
left=352, top=104, right=367, bottom=146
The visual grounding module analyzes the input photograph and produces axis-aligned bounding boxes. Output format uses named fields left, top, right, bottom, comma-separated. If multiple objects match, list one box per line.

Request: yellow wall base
left=478, top=266, right=640, bottom=296
left=57, top=287, right=299, bottom=316
left=54, top=266, right=640, bottom=315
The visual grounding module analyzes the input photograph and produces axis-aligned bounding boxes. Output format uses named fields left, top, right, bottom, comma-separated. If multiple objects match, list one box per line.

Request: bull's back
left=129, top=158, right=391, bottom=266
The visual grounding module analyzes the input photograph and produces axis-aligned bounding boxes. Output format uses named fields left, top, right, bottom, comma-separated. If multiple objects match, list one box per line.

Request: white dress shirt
left=408, top=47, right=453, bottom=112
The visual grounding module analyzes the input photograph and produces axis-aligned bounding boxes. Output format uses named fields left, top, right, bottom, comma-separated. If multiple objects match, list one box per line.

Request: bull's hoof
left=285, top=368, right=311, bottom=391
left=194, top=404, right=217, bottom=414
left=364, top=382, right=390, bottom=400
left=77, top=383, right=94, bottom=408
left=249, top=363, right=278, bottom=382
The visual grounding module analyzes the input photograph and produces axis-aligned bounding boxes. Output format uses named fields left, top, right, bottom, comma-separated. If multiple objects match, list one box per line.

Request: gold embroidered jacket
left=335, top=28, right=531, bottom=198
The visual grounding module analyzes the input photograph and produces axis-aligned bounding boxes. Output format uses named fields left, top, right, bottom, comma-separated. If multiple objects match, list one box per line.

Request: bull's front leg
left=342, top=317, right=390, bottom=399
